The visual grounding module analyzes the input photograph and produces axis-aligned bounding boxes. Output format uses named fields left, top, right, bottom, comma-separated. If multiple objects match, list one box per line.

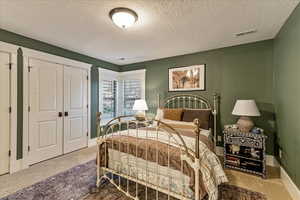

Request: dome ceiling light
left=109, top=7, right=138, bottom=29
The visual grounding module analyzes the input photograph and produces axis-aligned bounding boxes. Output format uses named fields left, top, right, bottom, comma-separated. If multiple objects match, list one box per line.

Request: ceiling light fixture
left=109, top=7, right=138, bottom=29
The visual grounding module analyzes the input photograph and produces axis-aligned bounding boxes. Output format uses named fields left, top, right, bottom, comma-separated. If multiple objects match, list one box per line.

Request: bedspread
left=97, top=128, right=227, bottom=200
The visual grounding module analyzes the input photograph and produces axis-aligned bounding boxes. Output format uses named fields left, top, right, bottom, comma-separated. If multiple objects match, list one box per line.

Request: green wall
left=274, top=4, right=300, bottom=189
left=121, top=40, right=276, bottom=155
left=0, top=29, right=119, bottom=159
left=1, top=4, right=299, bottom=189
left=0, top=29, right=119, bottom=71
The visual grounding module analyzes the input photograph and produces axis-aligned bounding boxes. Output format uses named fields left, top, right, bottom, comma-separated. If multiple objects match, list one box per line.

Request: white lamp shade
left=133, top=99, right=148, bottom=111
left=232, top=100, right=261, bottom=116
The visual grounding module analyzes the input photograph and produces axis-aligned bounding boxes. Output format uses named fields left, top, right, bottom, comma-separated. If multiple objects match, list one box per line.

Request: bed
left=96, top=94, right=228, bottom=200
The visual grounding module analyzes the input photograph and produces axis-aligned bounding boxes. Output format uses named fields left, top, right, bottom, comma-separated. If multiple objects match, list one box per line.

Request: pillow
left=155, top=108, right=164, bottom=120
left=163, top=108, right=183, bottom=121
left=159, top=119, right=195, bottom=130
left=182, top=109, right=211, bottom=130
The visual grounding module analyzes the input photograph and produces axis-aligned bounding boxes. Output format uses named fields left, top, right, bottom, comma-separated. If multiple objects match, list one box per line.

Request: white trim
left=98, top=68, right=120, bottom=116
left=0, top=41, right=19, bottom=174
left=21, top=47, right=91, bottom=70
left=10, top=158, right=28, bottom=173
left=98, top=68, right=146, bottom=118
left=98, top=68, right=119, bottom=79
left=266, top=155, right=280, bottom=167
left=9, top=53, right=19, bottom=173
left=281, top=167, right=300, bottom=200
left=119, top=69, right=146, bottom=100
left=0, top=41, right=19, bottom=52
left=87, top=68, right=92, bottom=142
left=119, top=69, right=146, bottom=81
left=215, top=146, right=279, bottom=167
left=22, top=56, right=29, bottom=170
left=88, top=138, right=97, bottom=147
left=22, top=48, right=92, bottom=168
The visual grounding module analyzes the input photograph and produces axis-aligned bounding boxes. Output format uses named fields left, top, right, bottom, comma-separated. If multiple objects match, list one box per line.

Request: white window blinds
left=99, top=68, right=145, bottom=123
left=102, top=80, right=117, bottom=119
left=123, top=80, right=142, bottom=115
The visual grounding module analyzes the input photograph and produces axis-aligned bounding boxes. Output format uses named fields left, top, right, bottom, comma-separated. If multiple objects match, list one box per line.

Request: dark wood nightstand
left=223, top=125, right=267, bottom=178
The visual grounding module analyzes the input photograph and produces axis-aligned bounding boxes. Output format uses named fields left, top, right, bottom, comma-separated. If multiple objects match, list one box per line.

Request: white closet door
left=63, top=66, right=88, bottom=154
left=0, top=52, right=10, bottom=175
left=28, top=58, right=63, bottom=165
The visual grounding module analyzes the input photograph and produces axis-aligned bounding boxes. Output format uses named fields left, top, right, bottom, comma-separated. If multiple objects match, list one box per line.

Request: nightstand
left=223, top=125, right=267, bottom=178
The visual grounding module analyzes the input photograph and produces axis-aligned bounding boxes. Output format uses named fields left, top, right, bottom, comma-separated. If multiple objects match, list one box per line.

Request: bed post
left=194, top=119, right=201, bottom=200
left=213, top=93, right=218, bottom=153
left=96, top=112, right=102, bottom=138
left=96, top=112, right=102, bottom=187
left=194, top=119, right=201, bottom=159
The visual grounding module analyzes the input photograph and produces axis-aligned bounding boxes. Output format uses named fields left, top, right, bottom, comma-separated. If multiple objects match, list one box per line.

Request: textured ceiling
left=0, top=0, right=299, bottom=65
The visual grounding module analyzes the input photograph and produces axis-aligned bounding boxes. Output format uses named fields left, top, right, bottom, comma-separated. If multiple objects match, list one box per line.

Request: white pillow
left=155, top=108, right=163, bottom=120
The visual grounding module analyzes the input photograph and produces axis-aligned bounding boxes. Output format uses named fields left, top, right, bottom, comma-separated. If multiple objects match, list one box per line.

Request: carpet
left=85, top=178, right=267, bottom=200
left=1, top=160, right=266, bottom=200
left=0, top=160, right=96, bottom=200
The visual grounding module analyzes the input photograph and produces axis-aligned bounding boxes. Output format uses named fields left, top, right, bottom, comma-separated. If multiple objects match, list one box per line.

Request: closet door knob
left=65, top=111, right=69, bottom=117
left=58, top=112, right=63, bottom=117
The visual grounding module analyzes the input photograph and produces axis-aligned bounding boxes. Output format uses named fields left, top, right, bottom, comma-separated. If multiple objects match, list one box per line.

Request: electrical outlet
left=217, top=136, right=222, bottom=142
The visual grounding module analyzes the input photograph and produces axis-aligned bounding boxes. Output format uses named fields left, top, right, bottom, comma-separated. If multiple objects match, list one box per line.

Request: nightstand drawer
left=224, top=136, right=263, bottom=148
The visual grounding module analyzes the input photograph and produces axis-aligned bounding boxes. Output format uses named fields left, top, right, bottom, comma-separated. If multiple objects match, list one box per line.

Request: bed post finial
left=213, top=93, right=218, bottom=108
left=96, top=112, right=102, bottom=138
left=193, top=118, right=201, bottom=159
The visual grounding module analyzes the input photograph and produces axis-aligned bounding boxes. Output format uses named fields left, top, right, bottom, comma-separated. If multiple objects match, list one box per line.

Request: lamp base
left=237, top=116, right=254, bottom=132
left=135, top=111, right=146, bottom=121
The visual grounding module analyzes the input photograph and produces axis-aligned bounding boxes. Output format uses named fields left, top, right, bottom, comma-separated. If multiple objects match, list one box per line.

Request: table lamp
left=133, top=99, right=148, bottom=121
left=232, top=100, right=261, bottom=132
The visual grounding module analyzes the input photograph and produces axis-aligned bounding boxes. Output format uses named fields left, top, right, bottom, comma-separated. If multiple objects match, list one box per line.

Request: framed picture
left=168, top=64, right=206, bottom=91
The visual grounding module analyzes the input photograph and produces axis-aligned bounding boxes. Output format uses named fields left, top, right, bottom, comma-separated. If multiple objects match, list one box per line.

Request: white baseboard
left=10, top=158, right=28, bottom=174
left=9, top=139, right=97, bottom=174
left=281, top=167, right=300, bottom=200
left=266, top=155, right=279, bottom=167
left=215, top=147, right=279, bottom=167
left=88, top=138, right=97, bottom=147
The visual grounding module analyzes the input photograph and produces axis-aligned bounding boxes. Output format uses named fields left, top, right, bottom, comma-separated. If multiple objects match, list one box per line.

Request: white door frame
left=0, top=41, right=18, bottom=174
left=22, top=47, right=91, bottom=168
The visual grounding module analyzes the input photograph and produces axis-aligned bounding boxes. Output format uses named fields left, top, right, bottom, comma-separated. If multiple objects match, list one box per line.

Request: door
left=63, top=66, right=88, bottom=153
left=0, top=52, right=10, bottom=175
left=28, top=58, right=63, bottom=165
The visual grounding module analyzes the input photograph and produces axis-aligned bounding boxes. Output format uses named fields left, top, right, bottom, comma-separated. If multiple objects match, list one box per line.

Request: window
left=123, top=80, right=142, bottom=115
left=102, top=80, right=117, bottom=119
left=99, top=68, right=145, bottom=123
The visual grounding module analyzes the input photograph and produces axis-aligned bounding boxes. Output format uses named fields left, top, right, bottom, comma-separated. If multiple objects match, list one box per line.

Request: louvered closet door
left=0, top=52, right=10, bottom=175
left=28, top=58, right=63, bottom=165
left=63, top=66, right=88, bottom=154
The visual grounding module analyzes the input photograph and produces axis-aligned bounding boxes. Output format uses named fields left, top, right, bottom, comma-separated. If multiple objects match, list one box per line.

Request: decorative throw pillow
left=155, top=108, right=164, bottom=120
left=182, top=109, right=212, bottom=130
left=163, top=108, right=183, bottom=121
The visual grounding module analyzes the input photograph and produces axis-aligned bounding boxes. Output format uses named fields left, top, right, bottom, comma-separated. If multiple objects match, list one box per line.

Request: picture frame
left=168, top=64, right=206, bottom=91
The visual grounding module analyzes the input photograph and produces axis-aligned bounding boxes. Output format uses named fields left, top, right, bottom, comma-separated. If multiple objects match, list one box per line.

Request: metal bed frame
left=96, top=94, right=219, bottom=200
